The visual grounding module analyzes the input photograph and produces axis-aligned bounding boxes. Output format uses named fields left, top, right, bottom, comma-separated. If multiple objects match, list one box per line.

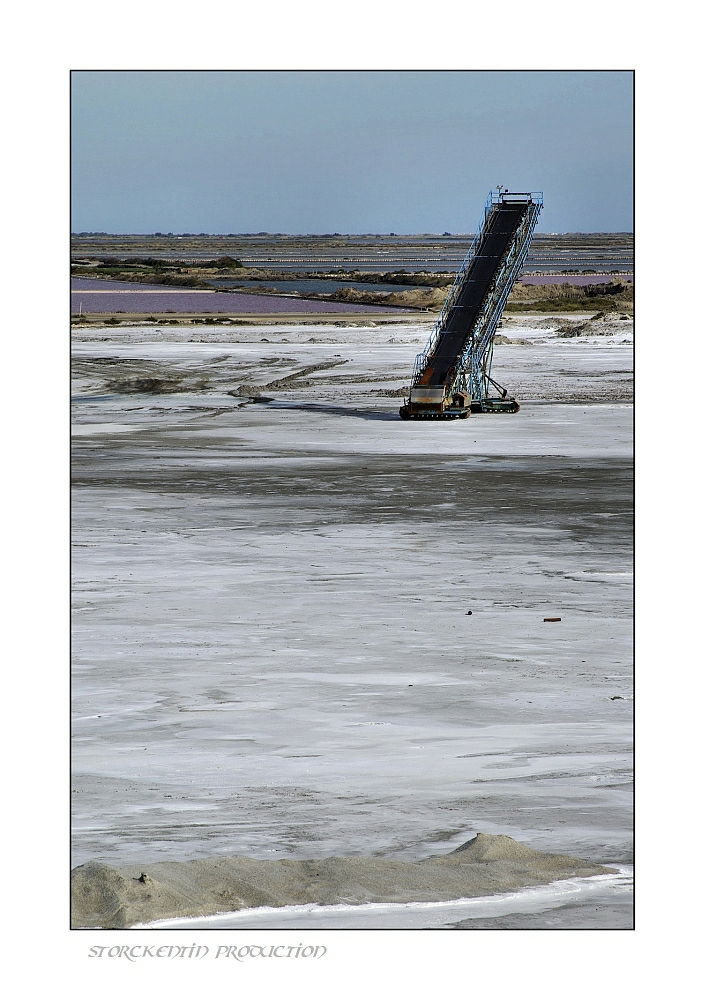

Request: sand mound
left=448, top=832, right=540, bottom=861
left=71, top=834, right=613, bottom=929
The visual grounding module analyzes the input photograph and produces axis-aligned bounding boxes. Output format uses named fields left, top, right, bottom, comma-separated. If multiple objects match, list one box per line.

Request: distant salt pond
left=70, top=278, right=395, bottom=315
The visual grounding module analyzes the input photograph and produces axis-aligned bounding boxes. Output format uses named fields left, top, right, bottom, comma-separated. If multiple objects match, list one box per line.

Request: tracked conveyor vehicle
left=400, top=189, right=543, bottom=420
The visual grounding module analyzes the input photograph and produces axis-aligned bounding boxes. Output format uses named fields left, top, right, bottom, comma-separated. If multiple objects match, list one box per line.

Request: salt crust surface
left=71, top=319, right=633, bottom=926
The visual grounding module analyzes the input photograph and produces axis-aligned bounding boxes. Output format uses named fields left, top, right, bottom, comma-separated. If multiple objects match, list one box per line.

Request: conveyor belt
left=401, top=190, right=542, bottom=420
left=419, top=202, right=527, bottom=386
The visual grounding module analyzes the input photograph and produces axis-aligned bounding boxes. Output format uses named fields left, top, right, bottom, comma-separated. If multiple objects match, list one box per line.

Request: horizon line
left=71, top=231, right=635, bottom=238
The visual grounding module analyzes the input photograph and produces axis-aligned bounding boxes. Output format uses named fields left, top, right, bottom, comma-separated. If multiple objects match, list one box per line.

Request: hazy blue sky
left=71, top=71, right=633, bottom=234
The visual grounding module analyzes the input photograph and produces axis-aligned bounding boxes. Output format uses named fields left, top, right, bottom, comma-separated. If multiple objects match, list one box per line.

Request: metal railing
left=410, top=194, right=496, bottom=385
left=451, top=195, right=543, bottom=400
left=410, top=191, right=542, bottom=390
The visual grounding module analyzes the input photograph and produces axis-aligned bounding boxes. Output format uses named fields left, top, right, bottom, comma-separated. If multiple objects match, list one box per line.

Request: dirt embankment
left=322, top=279, right=634, bottom=314
left=70, top=263, right=455, bottom=303
left=71, top=833, right=613, bottom=929
left=329, top=270, right=455, bottom=288
left=326, top=285, right=448, bottom=310
left=506, top=280, right=633, bottom=313
left=70, top=259, right=633, bottom=315
left=71, top=268, right=212, bottom=288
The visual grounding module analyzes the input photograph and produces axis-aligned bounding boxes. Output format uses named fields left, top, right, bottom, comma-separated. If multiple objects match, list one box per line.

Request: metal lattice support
left=451, top=194, right=543, bottom=401
left=411, top=193, right=495, bottom=386
left=402, top=190, right=543, bottom=421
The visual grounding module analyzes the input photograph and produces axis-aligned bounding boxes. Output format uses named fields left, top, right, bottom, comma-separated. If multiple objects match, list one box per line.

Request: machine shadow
left=269, top=402, right=400, bottom=422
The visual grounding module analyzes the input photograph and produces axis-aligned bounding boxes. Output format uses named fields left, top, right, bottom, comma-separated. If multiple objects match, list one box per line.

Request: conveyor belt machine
left=400, top=189, right=543, bottom=420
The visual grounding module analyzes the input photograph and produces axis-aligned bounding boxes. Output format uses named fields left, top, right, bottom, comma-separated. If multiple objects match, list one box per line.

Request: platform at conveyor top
left=400, top=189, right=542, bottom=421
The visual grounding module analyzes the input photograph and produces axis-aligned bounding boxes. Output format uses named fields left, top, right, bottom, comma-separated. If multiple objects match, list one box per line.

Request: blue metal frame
left=411, top=194, right=492, bottom=384
left=411, top=190, right=543, bottom=401
left=454, top=193, right=543, bottom=400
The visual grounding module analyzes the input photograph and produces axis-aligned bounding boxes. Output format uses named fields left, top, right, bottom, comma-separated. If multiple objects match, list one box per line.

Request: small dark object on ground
left=544, top=617, right=562, bottom=622
left=610, top=696, right=624, bottom=701
left=466, top=610, right=473, bottom=615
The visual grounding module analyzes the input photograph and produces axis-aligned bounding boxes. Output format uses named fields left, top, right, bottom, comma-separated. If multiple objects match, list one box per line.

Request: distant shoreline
left=70, top=272, right=632, bottom=324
